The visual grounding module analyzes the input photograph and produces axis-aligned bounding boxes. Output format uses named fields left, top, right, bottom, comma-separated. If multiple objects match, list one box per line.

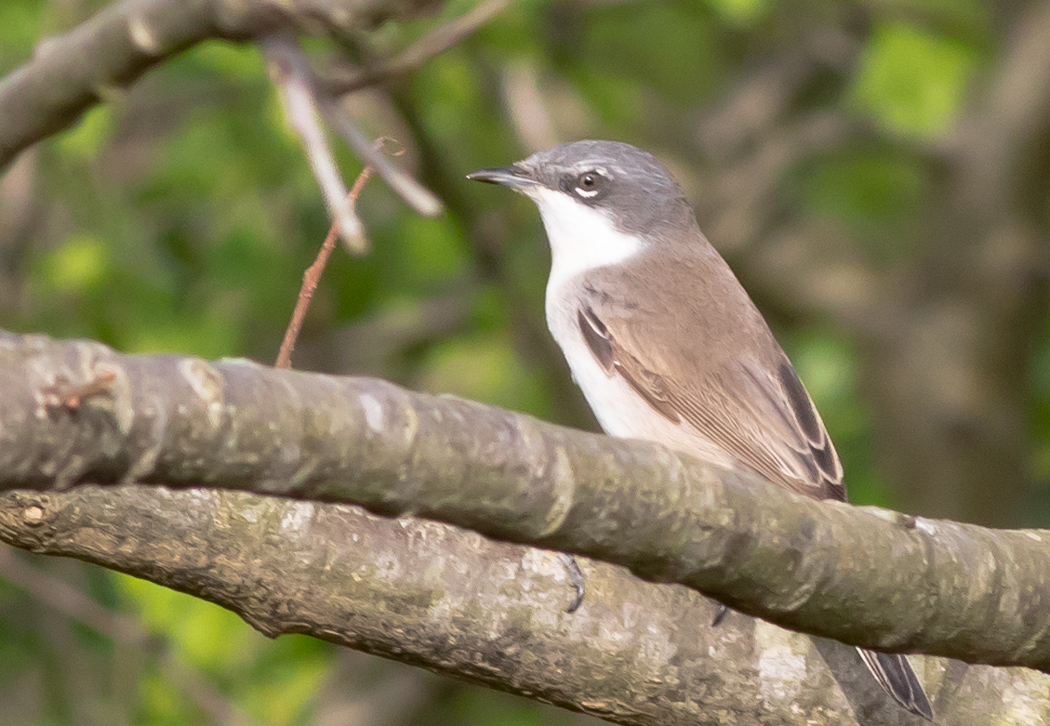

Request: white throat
left=528, top=187, right=644, bottom=296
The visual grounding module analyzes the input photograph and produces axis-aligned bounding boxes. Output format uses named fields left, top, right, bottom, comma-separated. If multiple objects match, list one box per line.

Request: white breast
left=528, top=187, right=644, bottom=300
left=530, top=187, right=737, bottom=467
left=529, top=187, right=642, bottom=437
left=528, top=188, right=730, bottom=465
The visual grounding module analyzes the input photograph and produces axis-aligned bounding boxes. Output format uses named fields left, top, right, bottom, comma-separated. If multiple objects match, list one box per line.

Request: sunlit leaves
left=38, top=233, right=111, bottom=293
left=705, top=0, right=771, bottom=25
left=54, top=106, right=114, bottom=161
left=852, top=22, right=978, bottom=138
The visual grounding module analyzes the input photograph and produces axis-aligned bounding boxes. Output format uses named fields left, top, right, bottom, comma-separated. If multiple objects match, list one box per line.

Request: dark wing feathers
left=577, top=308, right=615, bottom=371
left=857, top=649, right=934, bottom=720
left=579, top=308, right=683, bottom=423
left=577, top=304, right=845, bottom=502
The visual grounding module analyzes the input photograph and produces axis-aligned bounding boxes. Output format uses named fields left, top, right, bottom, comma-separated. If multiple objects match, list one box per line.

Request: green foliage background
left=0, top=0, right=1043, bottom=724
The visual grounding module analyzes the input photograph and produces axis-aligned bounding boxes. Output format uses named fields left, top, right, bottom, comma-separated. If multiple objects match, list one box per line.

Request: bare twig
left=321, top=100, right=443, bottom=217
left=502, top=62, right=560, bottom=152
left=266, top=31, right=443, bottom=246
left=265, top=34, right=367, bottom=253
left=324, top=0, right=512, bottom=95
left=276, top=164, right=375, bottom=370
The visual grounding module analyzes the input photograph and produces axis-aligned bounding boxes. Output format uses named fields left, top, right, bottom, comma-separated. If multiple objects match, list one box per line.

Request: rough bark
left=2, top=332, right=1050, bottom=680
left=2, top=484, right=1045, bottom=726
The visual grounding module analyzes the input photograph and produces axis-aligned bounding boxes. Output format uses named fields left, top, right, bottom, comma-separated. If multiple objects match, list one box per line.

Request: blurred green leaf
left=383, top=213, right=469, bottom=292
left=787, top=329, right=894, bottom=508
left=53, top=106, right=114, bottom=161
left=705, top=0, right=770, bottom=25
left=116, top=575, right=257, bottom=674
left=577, top=3, right=722, bottom=110
left=141, top=668, right=198, bottom=725
left=0, top=0, right=45, bottom=72
left=191, top=41, right=266, bottom=82
left=416, top=331, right=552, bottom=417
left=240, top=636, right=330, bottom=725
left=852, top=22, right=978, bottom=138
left=39, top=233, right=112, bottom=293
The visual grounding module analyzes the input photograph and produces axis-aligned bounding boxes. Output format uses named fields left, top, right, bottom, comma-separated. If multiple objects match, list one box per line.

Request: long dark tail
left=857, top=648, right=933, bottom=721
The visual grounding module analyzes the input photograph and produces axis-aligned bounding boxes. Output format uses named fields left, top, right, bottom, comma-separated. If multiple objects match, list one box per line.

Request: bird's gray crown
left=504, top=140, right=696, bottom=238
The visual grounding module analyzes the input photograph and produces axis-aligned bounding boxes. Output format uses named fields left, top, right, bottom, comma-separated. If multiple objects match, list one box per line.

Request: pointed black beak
left=466, top=165, right=538, bottom=190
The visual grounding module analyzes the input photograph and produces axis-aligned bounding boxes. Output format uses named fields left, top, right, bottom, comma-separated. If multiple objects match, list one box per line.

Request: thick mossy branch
left=1, top=332, right=1049, bottom=673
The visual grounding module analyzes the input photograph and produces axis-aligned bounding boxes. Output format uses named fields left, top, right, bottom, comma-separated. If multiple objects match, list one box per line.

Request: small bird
left=468, top=140, right=933, bottom=721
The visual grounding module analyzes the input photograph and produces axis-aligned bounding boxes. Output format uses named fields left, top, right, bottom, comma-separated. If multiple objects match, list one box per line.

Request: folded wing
left=577, top=304, right=845, bottom=502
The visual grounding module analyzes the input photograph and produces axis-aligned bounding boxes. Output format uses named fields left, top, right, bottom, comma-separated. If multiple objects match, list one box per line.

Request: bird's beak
left=466, top=165, right=539, bottom=190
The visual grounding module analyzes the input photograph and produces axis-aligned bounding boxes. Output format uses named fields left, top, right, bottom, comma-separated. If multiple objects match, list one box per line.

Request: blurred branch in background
left=324, top=0, right=511, bottom=94
left=0, top=0, right=441, bottom=171
left=266, top=33, right=369, bottom=253
left=0, top=0, right=452, bottom=226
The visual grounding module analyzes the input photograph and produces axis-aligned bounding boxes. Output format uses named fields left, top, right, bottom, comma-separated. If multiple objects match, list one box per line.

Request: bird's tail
left=856, top=648, right=933, bottom=721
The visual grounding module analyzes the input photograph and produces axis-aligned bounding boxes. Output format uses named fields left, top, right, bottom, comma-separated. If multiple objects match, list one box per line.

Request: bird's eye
left=574, top=171, right=604, bottom=198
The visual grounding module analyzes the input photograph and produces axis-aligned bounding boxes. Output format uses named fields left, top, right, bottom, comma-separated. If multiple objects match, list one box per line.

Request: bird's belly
left=546, top=297, right=735, bottom=468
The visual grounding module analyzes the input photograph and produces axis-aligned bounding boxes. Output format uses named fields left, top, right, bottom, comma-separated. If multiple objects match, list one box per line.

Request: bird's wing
left=577, top=305, right=846, bottom=502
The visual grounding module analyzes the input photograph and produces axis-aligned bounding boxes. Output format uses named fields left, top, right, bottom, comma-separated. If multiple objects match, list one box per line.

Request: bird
left=467, top=140, right=933, bottom=721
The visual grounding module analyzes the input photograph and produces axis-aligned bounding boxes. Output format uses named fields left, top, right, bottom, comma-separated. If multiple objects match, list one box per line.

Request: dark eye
left=574, top=171, right=604, bottom=198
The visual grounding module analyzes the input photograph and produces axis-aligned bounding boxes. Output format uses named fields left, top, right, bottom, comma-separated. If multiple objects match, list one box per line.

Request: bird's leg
left=558, top=553, right=586, bottom=612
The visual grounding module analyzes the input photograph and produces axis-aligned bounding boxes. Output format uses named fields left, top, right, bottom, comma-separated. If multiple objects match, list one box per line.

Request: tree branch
left=323, top=0, right=511, bottom=94
left=2, top=331, right=1049, bottom=677
left=957, top=0, right=1050, bottom=212
left=3, top=484, right=1043, bottom=726
left=0, top=0, right=444, bottom=171
left=265, top=33, right=368, bottom=252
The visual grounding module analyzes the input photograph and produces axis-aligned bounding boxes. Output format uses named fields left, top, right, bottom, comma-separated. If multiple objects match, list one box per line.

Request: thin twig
left=275, top=165, right=375, bottom=370
left=320, top=101, right=443, bottom=217
left=265, top=34, right=368, bottom=253
left=317, top=0, right=509, bottom=217
left=502, top=62, right=559, bottom=152
left=324, top=0, right=512, bottom=95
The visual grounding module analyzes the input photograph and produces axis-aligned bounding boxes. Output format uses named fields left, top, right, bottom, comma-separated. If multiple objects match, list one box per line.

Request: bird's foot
left=558, top=553, right=586, bottom=613
left=711, top=601, right=729, bottom=626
